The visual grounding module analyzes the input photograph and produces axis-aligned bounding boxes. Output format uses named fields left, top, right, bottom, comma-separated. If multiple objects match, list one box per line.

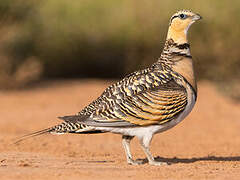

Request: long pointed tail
left=13, top=127, right=54, bottom=144
left=14, top=121, right=104, bottom=144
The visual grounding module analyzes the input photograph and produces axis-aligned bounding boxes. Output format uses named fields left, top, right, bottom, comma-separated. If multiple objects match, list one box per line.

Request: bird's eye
left=179, top=13, right=187, bottom=19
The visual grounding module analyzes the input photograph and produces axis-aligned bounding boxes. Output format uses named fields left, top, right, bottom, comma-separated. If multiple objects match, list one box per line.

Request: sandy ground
left=0, top=80, right=240, bottom=180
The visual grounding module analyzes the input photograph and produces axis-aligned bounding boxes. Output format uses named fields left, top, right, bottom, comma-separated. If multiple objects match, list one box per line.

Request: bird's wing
left=60, top=68, right=188, bottom=127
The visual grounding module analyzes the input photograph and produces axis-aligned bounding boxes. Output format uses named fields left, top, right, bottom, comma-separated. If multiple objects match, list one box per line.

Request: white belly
left=96, top=84, right=196, bottom=139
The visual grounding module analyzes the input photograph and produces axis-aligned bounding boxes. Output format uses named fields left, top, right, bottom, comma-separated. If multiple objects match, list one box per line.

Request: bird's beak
left=192, top=14, right=202, bottom=21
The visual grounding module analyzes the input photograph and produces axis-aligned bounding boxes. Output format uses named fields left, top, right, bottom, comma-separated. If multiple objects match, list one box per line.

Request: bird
left=16, top=10, right=202, bottom=166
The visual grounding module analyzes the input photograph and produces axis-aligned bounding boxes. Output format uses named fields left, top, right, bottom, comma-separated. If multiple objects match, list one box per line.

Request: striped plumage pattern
left=16, top=10, right=201, bottom=166
left=66, top=63, right=188, bottom=127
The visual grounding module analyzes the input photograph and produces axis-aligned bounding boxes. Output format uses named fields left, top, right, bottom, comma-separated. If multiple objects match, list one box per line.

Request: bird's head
left=167, top=10, right=202, bottom=44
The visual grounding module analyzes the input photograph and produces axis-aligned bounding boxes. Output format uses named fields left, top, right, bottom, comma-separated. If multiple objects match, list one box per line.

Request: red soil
left=0, top=80, right=240, bottom=180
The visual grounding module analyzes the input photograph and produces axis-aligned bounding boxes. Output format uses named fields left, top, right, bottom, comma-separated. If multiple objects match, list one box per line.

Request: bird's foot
left=148, top=160, right=169, bottom=166
left=127, top=158, right=147, bottom=165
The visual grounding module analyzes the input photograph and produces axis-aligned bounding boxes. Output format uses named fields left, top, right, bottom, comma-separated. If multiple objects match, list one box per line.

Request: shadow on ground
left=130, top=156, right=240, bottom=165
left=154, top=156, right=240, bottom=164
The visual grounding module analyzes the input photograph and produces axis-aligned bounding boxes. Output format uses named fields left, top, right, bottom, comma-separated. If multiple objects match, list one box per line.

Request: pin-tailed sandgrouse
left=17, top=10, right=202, bottom=166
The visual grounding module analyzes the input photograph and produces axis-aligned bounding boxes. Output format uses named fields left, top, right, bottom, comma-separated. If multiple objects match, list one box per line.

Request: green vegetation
left=0, top=0, right=240, bottom=98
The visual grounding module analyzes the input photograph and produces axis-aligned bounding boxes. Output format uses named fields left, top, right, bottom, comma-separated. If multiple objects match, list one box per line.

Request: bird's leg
left=138, top=135, right=168, bottom=166
left=122, top=135, right=145, bottom=165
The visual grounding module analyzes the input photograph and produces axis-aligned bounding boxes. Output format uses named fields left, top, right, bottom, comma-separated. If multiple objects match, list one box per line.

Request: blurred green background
left=0, top=0, right=240, bottom=99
